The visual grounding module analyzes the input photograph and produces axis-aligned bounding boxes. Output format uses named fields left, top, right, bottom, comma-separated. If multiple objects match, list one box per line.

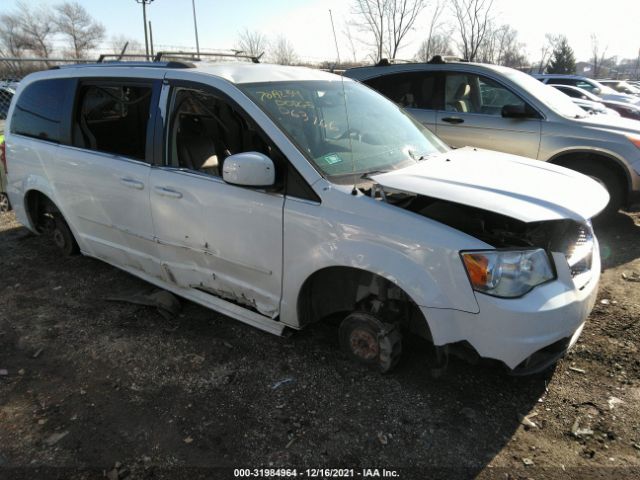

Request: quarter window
left=11, top=79, right=73, bottom=143
left=74, top=83, right=152, bottom=161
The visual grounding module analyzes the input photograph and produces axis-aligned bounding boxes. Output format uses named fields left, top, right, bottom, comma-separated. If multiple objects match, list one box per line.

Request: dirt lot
left=1, top=209, right=639, bottom=480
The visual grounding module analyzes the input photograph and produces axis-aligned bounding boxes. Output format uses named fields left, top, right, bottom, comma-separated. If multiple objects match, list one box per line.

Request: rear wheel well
left=297, top=267, right=432, bottom=341
left=549, top=152, right=628, bottom=203
left=25, top=190, right=57, bottom=233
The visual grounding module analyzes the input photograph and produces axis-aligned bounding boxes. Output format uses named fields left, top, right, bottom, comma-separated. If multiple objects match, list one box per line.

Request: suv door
left=364, top=71, right=441, bottom=131
left=436, top=72, right=542, bottom=159
left=54, top=78, right=161, bottom=274
left=149, top=81, right=284, bottom=317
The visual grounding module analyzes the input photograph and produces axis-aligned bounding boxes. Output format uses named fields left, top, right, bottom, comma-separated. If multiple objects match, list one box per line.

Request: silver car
left=345, top=60, right=640, bottom=215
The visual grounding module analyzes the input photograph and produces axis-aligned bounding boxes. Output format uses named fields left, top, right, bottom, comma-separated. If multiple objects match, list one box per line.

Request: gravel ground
left=0, top=210, right=639, bottom=480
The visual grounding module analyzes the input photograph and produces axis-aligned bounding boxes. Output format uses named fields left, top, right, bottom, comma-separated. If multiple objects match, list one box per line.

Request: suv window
left=167, top=87, right=284, bottom=183
left=11, top=79, right=73, bottom=143
left=445, top=73, right=524, bottom=115
left=556, top=87, right=582, bottom=99
left=74, top=83, right=152, bottom=161
left=364, top=72, right=438, bottom=109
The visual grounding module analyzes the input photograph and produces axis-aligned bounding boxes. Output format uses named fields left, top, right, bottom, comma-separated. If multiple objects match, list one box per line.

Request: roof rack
left=428, top=55, right=469, bottom=64
left=153, top=51, right=263, bottom=64
left=52, top=60, right=196, bottom=70
left=375, top=58, right=414, bottom=66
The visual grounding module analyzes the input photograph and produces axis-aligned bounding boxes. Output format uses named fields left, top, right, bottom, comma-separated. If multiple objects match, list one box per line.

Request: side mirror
left=502, top=104, right=535, bottom=119
left=593, top=88, right=601, bottom=95
left=222, top=152, right=275, bottom=187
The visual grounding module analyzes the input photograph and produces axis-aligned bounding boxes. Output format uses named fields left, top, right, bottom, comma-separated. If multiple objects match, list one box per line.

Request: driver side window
left=167, top=87, right=274, bottom=178
left=444, top=73, right=525, bottom=115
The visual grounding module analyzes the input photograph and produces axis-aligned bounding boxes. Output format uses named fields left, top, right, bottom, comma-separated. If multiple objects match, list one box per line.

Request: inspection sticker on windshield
left=321, top=153, right=343, bottom=165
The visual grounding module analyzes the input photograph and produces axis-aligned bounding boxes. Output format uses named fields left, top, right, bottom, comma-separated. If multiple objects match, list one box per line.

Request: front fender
left=280, top=194, right=483, bottom=329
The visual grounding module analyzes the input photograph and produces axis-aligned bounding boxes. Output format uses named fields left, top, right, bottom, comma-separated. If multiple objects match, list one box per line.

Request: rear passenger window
left=365, top=72, right=438, bottom=109
left=74, top=83, right=152, bottom=161
left=11, top=79, right=73, bottom=143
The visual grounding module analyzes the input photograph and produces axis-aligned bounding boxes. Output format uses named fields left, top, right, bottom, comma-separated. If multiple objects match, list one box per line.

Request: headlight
left=461, top=249, right=555, bottom=298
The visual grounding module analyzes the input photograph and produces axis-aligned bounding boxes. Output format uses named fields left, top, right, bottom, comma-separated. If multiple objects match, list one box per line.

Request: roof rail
left=427, top=55, right=469, bottom=64
left=153, top=51, right=263, bottom=64
left=375, top=58, right=414, bottom=66
left=51, top=60, right=196, bottom=70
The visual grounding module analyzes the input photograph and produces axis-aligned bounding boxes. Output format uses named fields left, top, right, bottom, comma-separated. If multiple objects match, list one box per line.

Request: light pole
left=135, top=0, right=155, bottom=58
left=191, top=0, right=200, bottom=58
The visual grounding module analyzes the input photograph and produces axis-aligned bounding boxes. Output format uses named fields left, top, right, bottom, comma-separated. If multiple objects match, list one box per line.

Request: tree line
left=0, top=0, right=624, bottom=76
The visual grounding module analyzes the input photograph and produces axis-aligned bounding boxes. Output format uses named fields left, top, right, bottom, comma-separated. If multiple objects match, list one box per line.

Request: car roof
left=50, top=61, right=342, bottom=85
left=343, top=60, right=522, bottom=80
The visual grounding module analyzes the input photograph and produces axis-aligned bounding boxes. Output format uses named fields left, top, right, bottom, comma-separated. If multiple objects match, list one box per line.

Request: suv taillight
left=0, top=141, right=6, bottom=174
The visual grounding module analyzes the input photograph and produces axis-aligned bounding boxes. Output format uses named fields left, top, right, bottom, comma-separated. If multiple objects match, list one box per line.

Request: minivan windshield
left=240, top=80, right=449, bottom=183
left=506, top=70, right=588, bottom=119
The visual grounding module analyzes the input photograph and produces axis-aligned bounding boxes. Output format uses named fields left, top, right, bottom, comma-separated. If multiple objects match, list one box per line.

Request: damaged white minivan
left=5, top=61, right=609, bottom=375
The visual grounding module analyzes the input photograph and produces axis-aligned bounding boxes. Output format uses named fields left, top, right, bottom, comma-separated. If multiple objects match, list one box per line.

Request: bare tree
left=351, top=0, right=387, bottom=62
left=416, top=0, right=449, bottom=61
left=270, top=36, right=298, bottom=65
left=450, top=0, right=494, bottom=61
left=351, top=0, right=427, bottom=62
left=477, top=24, right=525, bottom=66
left=54, top=1, right=105, bottom=59
left=537, top=33, right=560, bottom=74
left=590, top=33, right=608, bottom=78
left=110, top=35, right=143, bottom=55
left=14, top=1, right=55, bottom=59
left=343, top=24, right=360, bottom=63
left=415, top=33, right=454, bottom=61
left=235, top=28, right=268, bottom=58
left=0, top=13, right=29, bottom=58
left=385, top=0, right=427, bottom=59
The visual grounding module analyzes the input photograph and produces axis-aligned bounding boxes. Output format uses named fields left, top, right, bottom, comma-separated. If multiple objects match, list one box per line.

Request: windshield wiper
left=361, top=169, right=389, bottom=179
left=408, top=149, right=434, bottom=161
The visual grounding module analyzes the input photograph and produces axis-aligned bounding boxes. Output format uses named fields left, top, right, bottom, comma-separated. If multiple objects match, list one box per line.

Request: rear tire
left=51, top=213, right=79, bottom=257
left=339, top=312, right=402, bottom=373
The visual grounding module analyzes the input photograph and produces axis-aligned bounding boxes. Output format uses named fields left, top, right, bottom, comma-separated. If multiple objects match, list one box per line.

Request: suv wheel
left=339, top=312, right=402, bottom=373
left=0, top=193, right=10, bottom=213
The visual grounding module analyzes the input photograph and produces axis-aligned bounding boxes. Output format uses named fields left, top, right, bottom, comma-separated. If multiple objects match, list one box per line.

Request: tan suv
left=345, top=59, right=640, bottom=216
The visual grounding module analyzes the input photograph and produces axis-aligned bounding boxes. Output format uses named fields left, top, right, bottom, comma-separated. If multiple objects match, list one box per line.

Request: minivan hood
left=371, top=147, right=609, bottom=223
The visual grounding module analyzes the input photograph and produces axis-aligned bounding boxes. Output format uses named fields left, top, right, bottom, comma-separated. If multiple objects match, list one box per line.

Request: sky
left=2, top=0, right=640, bottom=64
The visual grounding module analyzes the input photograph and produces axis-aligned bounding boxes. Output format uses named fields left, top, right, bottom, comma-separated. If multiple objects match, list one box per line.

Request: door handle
left=441, top=117, right=464, bottom=124
left=154, top=186, right=183, bottom=199
left=120, top=177, right=145, bottom=190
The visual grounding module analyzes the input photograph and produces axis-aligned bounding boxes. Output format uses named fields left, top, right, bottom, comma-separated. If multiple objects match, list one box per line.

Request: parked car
left=549, top=84, right=640, bottom=120
left=345, top=59, right=640, bottom=215
left=597, top=79, right=640, bottom=96
left=4, top=61, right=608, bottom=374
left=0, top=134, right=10, bottom=212
left=533, top=74, right=640, bottom=105
left=555, top=92, right=618, bottom=116
left=0, top=86, right=15, bottom=120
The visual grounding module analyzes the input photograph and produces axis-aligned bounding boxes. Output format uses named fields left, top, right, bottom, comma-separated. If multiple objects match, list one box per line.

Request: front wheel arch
left=296, top=266, right=432, bottom=342
left=548, top=151, right=629, bottom=212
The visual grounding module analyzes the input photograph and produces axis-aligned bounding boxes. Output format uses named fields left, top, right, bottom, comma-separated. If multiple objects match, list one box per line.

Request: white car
left=4, top=61, right=609, bottom=374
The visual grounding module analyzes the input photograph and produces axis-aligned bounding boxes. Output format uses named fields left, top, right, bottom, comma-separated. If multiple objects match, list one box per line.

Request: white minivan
left=4, top=61, right=609, bottom=374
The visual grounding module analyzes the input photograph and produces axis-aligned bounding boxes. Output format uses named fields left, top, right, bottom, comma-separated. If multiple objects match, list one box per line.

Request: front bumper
left=421, top=250, right=600, bottom=372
